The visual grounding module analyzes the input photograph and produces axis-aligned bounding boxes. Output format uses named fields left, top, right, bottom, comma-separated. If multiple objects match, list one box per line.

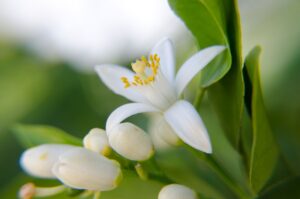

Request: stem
left=193, top=87, right=206, bottom=109
left=148, top=172, right=174, bottom=184
left=187, top=146, right=252, bottom=199
left=93, top=191, right=101, bottom=199
left=146, top=158, right=174, bottom=184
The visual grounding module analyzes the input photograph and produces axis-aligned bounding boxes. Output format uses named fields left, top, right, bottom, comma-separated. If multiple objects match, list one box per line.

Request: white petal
left=106, top=103, right=159, bottom=132
left=52, top=148, right=122, bottom=191
left=175, top=46, right=226, bottom=96
left=133, top=71, right=177, bottom=110
left=155, top=116, right=181, bottom=146
left=164, top=100, right=212, bottom=153
left=150, top=38, right=176, bottom=83
left=95, top=64, right=147, bottom=103
left=20, top=144, right=76, bottom=178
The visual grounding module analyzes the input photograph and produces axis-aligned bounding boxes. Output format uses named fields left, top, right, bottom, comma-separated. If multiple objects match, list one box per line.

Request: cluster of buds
left=19, top=123, right=155, bottom=199
left=19, top=128, right=123, bottom=198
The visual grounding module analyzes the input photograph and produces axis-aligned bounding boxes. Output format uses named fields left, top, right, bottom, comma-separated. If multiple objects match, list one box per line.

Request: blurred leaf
left=207, top=0, right=244, bottom=148
left=199, top=99, right=253, bottom=195
left=12, top=124, right=81, bottom=148
left=265, top=42, right=300, bottom=175
left=102, top=171, right=162, bottom=199
left=168, top=0, right=231, bottom=87
left=156, top=148, right=236, bottom=199
left=258, top=176, right=300, bottom=199
left=0, top=55, right=53, bottom=132
left=245, top=46, right=279, bottom=193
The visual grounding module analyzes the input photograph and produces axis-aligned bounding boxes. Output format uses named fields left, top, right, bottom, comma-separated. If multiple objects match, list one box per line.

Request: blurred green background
left=0, top=0, right=300, bottom=198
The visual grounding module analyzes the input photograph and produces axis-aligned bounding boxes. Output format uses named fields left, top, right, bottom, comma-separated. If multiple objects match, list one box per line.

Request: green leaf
left=169, top=0, right=244, bottom=148
left=258, top=176, right=300, bottom=199
left=168, top=0, right=231, bottom=86
left=156, top=148, right=236, bottom=199
left=0, top=52, right=53, bottom=132
left=245, top=46, right=279, bottom=193
left=12, top=124, right=81, bottom=148
left=207, top=0, right=244, bottom=147
left=169, top=0, right=244, bottom=161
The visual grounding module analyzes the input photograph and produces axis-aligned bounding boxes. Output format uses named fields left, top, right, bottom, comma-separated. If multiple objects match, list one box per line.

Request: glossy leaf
left=12, top=124, right=81, bottom=148
left=207, top=0, right=244, bottom=147
left=245, top=46, right=279, bottom=193
left=168, top=0, right=231, bottom=87
left=169, top=0, right=244, bottom=162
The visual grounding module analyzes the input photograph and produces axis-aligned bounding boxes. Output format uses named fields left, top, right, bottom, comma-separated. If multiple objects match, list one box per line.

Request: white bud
left=20, top=144, right=76, bottom=178
left=19, top=183, right=65, bottom=199
left=108, top=122, right=154, bottom=161
left=158, top=184, right=198, bottom=199
left=83, top=128, right=111, bottom=156
left=52, top=148, right=122, bottom=191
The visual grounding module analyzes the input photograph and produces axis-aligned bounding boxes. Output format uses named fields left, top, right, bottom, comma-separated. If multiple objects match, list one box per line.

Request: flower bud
left=19, top=183, right=65, bottom=199
left=158, top=184, right=198, bottom=199
left=19, top=183, right=35, bottom=199
left=52, top=148, right=122, bottom=191
left=108, top=122, right=154, bottom=161
left=83, top=128, right=111, bottom=156
left=20, top=144, right=76, bottom=178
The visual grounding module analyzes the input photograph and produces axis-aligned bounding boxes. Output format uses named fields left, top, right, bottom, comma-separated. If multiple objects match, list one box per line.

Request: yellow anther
left=132, top=60, right=147, bottom=74
left=121, top=54, right=160, bottom=88
left=141, top=56, right=150, bottom=66
left=134, top=76, right=143, bottom=85
left=147, top=76, right=155, bottom=82
left=121, top=77, right=131, bottom=88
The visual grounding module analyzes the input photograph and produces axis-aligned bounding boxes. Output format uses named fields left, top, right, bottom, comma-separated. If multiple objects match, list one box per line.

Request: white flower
left=52, top=147, right=122, bottom=191
left=95, top=38, right=225, bottom=153
left=109, top=122, right=154, bottom=161
left=83, top=128, right=111, bottom=156
left=20, top=144, right=76, bottom=178
left=158, top=184, right=198, bottom=199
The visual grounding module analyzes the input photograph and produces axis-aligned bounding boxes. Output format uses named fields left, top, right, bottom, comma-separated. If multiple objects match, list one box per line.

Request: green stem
left=187, top=146, right=252, bottom=199
left=133, top=159, right=212, bottom=199
left=93, top=191, right=101, bottom=199
left=148, top=172, right=174, bottom=184
left=147, top=158, right=174, bottom=184
left=193, top=87, right=206, bottom=110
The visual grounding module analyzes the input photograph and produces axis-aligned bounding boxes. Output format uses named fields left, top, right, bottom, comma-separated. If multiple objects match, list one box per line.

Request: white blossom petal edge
left=95, top=38, right=225, bottom=153
left=164, top=100, right=211, bottom=153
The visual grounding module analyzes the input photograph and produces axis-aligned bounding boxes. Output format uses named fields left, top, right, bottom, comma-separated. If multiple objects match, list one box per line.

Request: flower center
left=121, top=54, right=160, bottom=88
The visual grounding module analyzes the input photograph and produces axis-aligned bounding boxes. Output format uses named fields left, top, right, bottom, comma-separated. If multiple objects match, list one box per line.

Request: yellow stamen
left=120, top=54, right=160, bottom=88
left=132, top=60, right=147, bottom=74
left=121, top=77, right=131, bottom=88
